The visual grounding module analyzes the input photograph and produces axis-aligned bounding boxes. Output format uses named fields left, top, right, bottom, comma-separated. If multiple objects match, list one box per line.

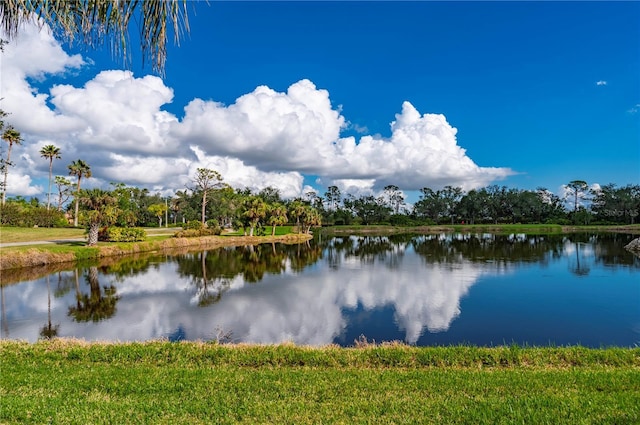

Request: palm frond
left=0, top=0, right=191, bottom=75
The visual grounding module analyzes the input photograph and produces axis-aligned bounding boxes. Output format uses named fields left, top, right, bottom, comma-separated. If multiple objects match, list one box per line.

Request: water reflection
left=1, top=233, right=638, bottom=347
left=68, top=267, right=120, bottom=323
left=39, top=275, right=59, bottom=339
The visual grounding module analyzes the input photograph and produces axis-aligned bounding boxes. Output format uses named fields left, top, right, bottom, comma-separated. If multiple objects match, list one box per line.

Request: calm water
left=1, top=233, right=638, bottom=347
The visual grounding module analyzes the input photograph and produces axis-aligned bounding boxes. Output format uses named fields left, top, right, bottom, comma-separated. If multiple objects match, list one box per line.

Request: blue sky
left=2, top=1, right=639, bottom=203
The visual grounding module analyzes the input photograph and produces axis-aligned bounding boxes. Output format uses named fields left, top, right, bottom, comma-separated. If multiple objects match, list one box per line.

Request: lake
left=1, top=232, right=638, bottom=347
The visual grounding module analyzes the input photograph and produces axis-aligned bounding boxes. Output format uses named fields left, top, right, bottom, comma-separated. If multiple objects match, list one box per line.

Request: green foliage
left=571, top=207, right=594, bottom=226
left=350, top=195, right=391, bottom=225
left=242, top=196, right=268, bottom=236
left=99, top=226, right=147, bottom=242
left=0, top=200, right=68, bottom=227
left=389, top=214, right=430, bottom=226
left=184, top=220, right=204, bottom=230
left=0, top=201, right=24, bottom=225
left=73, top=247, right=101, bottom=261
left=591, top=183, right=640, bottom=225
left=258, top=186, right=282, bottom=204
left=147, top=202, right=168, bottom=226
left=174, top=227, right=221, bottom=238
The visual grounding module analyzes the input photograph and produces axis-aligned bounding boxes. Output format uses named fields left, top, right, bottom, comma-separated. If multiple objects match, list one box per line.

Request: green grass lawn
left=223, top=225, right=296, bottom=236
left=0, top=226, right=181, bottom=244
left=1, top=341, right=638, bottom=424
left=0, top=226, right=87, bottom=243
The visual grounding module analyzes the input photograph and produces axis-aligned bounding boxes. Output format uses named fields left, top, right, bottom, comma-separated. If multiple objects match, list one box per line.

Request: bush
left=0, top=203, right=22, bottom=226
left=389, top=214, right=426, bottom=227
left=174, top=227, right=221, bottom=238
left=184, top=220, right=204, bottom=231
left=99, top=227, right=147, bottom=242
left=29, top=208, right=69, bottom=228
left=0, top=204, right=68, bottom=227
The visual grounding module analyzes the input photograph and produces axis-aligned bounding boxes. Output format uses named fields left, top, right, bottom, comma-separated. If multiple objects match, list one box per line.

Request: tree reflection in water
left=1, top=284, right=8, bottom=338
left=175, top=242, right=322, bottom=306
left=39, top=274, right=59, bottom=339
left=68, top=267, right=120, bottom=322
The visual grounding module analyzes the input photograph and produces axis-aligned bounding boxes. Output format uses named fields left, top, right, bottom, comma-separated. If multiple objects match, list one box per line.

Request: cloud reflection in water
left=3, top=233, right=636, bottom=346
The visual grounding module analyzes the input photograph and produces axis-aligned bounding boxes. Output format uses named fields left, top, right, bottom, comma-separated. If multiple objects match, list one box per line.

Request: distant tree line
left=310, top=181, right=639, bottom=227
left=1, top=165, right=638, bottom=233
left=1, top=108, right=638, bottom=234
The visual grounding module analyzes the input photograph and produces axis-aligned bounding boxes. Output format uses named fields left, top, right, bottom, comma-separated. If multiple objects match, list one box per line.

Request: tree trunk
left=47, top=161, right=53, bottom=210
left=87, top=223, right=100, bottom=246
left=2, top=144, right=13, bottom=205
left=74, top=178, right=81, bottom=227
left=201, top=191, right=207, bottom=224
left=272, top=225, right=276, bottom=236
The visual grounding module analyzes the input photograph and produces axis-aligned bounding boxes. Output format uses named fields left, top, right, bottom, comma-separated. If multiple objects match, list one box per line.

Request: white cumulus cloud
left=1, top=20, right=513, bottom=200
left=173, top=79, right=347, bottom=173
left=332, top=102, right=513, bottom=191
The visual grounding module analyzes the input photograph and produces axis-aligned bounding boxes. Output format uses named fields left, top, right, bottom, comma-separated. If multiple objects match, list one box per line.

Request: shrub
left=99, top=227, right=147, bottom=242
left=184, top=220, right=204, bottom=230
left=0, top=204, right=68, bottom=227
left=389, top=214, right=425, bottom=226
left=174, top=227, right=221, bottom=238
left=29, top=208, right=68, bottom=228
left=0, top=203, right=23, bottom=226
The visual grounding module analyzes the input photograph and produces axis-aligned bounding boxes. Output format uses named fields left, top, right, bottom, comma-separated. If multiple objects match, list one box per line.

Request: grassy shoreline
left=0, top=232, right=312, bottom=271
left=1, top=340, right=639, bottom=424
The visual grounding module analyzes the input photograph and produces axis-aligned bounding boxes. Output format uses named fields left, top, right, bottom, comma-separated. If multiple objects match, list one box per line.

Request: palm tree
left=243, top=197, right=268, bottom=237
left=68, top=159, right=92, bottom=227
left=0, top=0, right=191, bottom=75
left=78, top=188, right=118, bottom=246
left=40, top=144, right=61, bottom=210
left=268, top=203, right=288, bottom=236
left=288, top=201, right=306, bottom=233
left=1, top=126, right=23, bottom=205
left=301, top=207, right=322, bottom=234
left=2, top=126, right=23, bottom=205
